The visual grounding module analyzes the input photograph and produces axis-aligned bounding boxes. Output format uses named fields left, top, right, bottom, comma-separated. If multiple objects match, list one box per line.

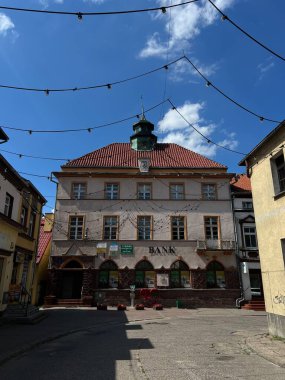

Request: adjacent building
left=231, top=174, right=261, bottom=301
left=240, top=120, right=285, bottom=338
left=32, top=213, right=53, bottom=305
left=48, top=116, right=239, bottom=307
left=0, top=154, right=46, bottom=313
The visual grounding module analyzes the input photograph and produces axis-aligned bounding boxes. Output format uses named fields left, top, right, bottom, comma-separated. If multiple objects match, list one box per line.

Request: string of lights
left=1, top=98, right=168, bottom=134
left=0, top=1, right=198, bottom=18
left=184, top=56, right=281, bottom=124
left=0, top=57, right=184, bottom=95
left=168, top=99, right=246, bottom=156
left=0, top=148, right=70, bottom=161
left=207, top=0, right=285, bottom=63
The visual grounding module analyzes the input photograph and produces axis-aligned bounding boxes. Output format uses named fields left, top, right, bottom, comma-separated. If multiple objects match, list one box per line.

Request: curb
left=246, top=333, right=285, bottom=368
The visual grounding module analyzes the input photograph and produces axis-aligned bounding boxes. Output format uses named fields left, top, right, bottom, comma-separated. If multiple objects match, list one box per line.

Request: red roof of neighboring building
left=36, top=218, right=52, bottom=264
left=62, top=143, right=226, bottom=169
left=231, top=174, right=252, bottom=192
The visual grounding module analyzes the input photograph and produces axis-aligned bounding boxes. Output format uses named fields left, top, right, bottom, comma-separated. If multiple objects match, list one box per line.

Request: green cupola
left=130, top=114, right=157, bottom=151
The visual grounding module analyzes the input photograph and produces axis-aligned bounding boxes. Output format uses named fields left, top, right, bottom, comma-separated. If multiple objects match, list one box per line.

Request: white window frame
left=69, top=216, right=84, bottom=240
left=137, top=183, right=152, bottom=200
left=271, top=151, right=285, bottom=195
left=72, top=183, right=87, bottom=200
left=202, top=184, right=217, bottom=200
left=138, top=216, right=152, bottom=240
left=105, top=183, right=119, bottom=200
left=243, top=224, right=257, bottom=249
left=170, top=184, right=184, bottom=200
left=4, top=193, right=13, bottom=218
left=171, top=216, right=185, bottom=240
left=103, top=216, right=118, bottom=240
left=205, top=216, right=219, bottom=240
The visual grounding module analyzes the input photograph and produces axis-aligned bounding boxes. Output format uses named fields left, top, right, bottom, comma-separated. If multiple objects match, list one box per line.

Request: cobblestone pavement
left=0, top=308, right=284, bottom=379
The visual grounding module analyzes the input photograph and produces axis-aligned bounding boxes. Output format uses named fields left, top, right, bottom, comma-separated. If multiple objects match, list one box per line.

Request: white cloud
left=140, top=0, right=235, bottom=59
left=158, top=101, right=238, bottom=157
left=257, top=57, right=275, bottom=81
left=0, top=13, right=15, bottom=36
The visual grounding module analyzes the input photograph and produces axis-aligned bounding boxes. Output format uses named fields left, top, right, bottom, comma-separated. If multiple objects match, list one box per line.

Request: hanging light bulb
left=161, top=7, right=167, bottom=14
left=28, top=130, right=32, bottom=135
left=164, top=65, right=168, bottom=70
left=107, top=84, right=112, bottom=89
left=221, top=14, right=228, bottom=21
left=87, top=128, right=92, bottom=133
left=259, top=117, right=264, bottom=122
left=77, top=12, right=83, bottom=21
left=45, top=89, right=50, bottom=96
left=206, top=81, right=211, bottom=87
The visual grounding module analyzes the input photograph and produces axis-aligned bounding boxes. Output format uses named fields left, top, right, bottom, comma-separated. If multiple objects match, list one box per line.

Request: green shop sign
left=120, top=244, right=134, bottom=255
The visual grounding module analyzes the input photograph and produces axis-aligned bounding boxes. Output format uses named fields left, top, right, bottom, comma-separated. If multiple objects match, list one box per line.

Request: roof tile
left=63, top=143, right=226, bottom=169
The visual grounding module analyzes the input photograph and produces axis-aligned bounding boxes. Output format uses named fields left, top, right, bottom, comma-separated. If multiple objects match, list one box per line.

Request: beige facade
left=240, top=122, right=285, bottom=338
left=0, top=154, right=46, bottom=313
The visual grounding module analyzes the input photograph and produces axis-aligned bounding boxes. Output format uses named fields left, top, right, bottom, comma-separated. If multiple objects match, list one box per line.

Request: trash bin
left=176, top=299, right=183, bottom=308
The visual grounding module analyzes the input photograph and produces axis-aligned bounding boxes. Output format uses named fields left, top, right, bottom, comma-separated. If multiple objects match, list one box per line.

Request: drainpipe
left=230, top=193, right=244, bottom=308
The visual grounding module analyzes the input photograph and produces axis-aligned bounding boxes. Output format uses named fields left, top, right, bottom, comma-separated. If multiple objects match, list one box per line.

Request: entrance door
left=249, top=269, right=263, bottom=298
left=61, top=271, right=83, bottom=299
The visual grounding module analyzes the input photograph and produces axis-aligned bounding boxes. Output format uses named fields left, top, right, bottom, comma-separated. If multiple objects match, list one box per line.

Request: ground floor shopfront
left=47, top=240, right=240, bottom=307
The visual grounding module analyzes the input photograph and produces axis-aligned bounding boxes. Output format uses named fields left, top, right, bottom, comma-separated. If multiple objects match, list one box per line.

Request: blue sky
left=0, top=0, right=285, bottom=213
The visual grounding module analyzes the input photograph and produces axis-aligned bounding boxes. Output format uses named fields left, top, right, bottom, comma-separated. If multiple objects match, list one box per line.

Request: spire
left=141, top=96, right=146, bottom=121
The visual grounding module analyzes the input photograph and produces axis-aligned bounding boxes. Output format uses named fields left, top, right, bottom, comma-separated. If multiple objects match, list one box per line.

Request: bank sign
left=149, top=246, right=177, bottom=256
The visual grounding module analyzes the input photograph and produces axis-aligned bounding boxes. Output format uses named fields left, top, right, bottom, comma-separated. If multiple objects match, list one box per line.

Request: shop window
left=202, top=184, right=216, bottom=200
left=135, top=260, right=155, bottom=288
left=99, top=260, right=118, bottom=288
left=138, top=216, right=152, bottom=240
left=170, top=183, right=184, bottom=200
left=243, top=225, right=257, bottom=248
left=205, top=216, right=219, bottom=240
left=105, top=183, right=119, bottom=200
left=69, top=216, right=84, bottom=240
left=103, top=216, right=118, bottom=240
left=137, top=183, right=152, bottom=200
left=4, top=193, right=14, bottom=218
left=171, top=216, right=185, bottom=240
left=206, top=261, right=225, bottom=288
left=72, top=183, right=87, bottom=199
left=170, top=260, right=190, bottom=288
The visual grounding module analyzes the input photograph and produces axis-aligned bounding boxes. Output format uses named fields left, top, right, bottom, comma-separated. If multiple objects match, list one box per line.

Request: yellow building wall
left=249, top=138, right=285, bottom=319
left=0, top=222, right=18, bottom=312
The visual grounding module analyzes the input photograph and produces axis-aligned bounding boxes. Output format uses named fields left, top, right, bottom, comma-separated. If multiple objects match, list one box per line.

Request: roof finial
left=140, top=95, right=146, bottom=120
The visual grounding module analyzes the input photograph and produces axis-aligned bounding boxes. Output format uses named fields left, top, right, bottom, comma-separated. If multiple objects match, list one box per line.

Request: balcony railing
left=196, top=239, right=236, bottom=251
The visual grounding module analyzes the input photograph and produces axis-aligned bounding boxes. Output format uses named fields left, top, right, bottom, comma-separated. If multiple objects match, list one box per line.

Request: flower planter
left=135, top=304, right=145, bottom=310
left=97, top=303, right=107, bottom=310
left=153, top=303, right=163, bottom=310
left=117, top=304, right=127, bottom=311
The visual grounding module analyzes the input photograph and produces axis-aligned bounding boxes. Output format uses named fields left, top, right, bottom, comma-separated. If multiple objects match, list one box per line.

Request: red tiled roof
left=63, top=143, right=226, bottom=169
left=231, top=174, right=252, bottom=192
left=36, top=219, right=52, bottom=264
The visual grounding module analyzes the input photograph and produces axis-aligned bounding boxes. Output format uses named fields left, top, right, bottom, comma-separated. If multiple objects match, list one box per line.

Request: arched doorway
left=99, top=260, right=118, bottom=288
left=170, top=260, right=190, bottom=288
left=61, top=260, right=83, bottom=299
left=135, top=260, right=155, bottom=288
left=206, top=261, right=225, bottom=288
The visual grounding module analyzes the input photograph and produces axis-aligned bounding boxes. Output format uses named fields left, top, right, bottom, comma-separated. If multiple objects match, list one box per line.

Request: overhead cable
left=0, top=1, right=198, bottom=18
left=168, top=99, right=246, bottom=156
left=184, top=55, right=281, bottom=124
left=1, top=98, right=169, bottom=134
left=207, top=0, right=285, bottom=63
left=0, top=57, right=184, bottom=94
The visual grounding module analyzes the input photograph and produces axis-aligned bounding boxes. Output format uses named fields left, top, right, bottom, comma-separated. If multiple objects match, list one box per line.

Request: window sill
left=274, top=190, right=285, bottom=201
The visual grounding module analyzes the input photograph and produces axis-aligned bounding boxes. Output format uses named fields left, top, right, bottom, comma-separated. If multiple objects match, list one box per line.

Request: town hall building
left=47, top=115, right=239, bottom=307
